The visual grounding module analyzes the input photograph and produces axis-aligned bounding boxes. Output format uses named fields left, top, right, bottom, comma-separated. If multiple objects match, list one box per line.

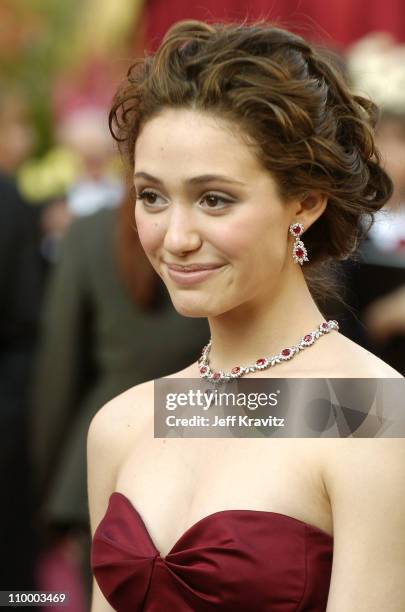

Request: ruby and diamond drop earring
left=289, top=222, right=309, bottom=265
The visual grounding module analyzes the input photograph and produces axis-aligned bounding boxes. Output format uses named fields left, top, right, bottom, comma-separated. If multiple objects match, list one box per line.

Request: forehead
left=134, top=108, right=263, bottom=178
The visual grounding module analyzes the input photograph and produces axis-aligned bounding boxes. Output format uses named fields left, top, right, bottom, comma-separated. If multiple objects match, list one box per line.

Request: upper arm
left=87, top=401, right=120, bottom=539
left=87, top=381, right=154, bottom=611
left=324, top=439, right=405, bottom=611
left=87, top=401, right=120, bottom=612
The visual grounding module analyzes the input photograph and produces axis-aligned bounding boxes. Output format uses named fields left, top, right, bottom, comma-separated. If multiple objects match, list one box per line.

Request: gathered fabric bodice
left=91, top=491, right=333, bottom=611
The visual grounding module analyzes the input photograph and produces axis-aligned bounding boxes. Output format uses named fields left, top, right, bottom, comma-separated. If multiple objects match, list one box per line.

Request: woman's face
left=134, top=108, right=295, bottom=317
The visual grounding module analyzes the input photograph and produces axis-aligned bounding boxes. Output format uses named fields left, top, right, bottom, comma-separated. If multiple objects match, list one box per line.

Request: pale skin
left=88, top=108, right=405, bottom=611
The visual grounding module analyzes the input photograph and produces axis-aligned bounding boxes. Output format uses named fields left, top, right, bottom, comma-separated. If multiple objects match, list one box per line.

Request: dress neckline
left=109, top=491, right=333, bottom=560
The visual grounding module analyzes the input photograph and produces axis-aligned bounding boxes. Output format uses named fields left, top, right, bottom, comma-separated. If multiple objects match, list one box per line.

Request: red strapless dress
left=91, top=492, right=333, bottom=611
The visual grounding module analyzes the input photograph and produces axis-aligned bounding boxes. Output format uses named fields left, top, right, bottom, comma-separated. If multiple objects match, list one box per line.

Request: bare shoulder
left=87, top=380, right=155, bottom=503
left=88, top=379, right=155, bottom=444
left=87, top=380, right=155, bottom=532
left=88, top=358, right=198, bottom=446
left=322, top=438, right=405, bottom=496
left=321, top=439, right=405, bottom=611
left=324, top=332, right=403, bottom=378
left=87, top=380, right=156, bottom=612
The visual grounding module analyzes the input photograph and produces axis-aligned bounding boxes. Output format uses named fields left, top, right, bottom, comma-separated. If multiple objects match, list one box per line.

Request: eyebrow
left=133, top=171, right=246, bottom=186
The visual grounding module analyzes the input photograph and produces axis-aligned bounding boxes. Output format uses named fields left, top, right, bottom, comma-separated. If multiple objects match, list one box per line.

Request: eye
left=199, top=193, right=233, bottom=211
left=136, top=189, right=166, bottom=208
left=135, top=189, right=234, bottom=211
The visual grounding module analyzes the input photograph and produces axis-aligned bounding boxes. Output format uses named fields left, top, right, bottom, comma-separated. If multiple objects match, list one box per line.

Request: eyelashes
left=135, top=189, right=234, bottom=211
left=202, top=193, right=233, bottom=210
left=135, top=190, right=165, bottom=207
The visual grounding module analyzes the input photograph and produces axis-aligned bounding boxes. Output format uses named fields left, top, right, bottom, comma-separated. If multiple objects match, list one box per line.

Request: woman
left=88, top=19, right=405, bottom=611
left=31, top=192, right=208, bottom=603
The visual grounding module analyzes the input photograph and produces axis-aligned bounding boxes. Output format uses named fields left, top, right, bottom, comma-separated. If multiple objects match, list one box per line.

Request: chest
left=115, top=430, right=332, bottom=558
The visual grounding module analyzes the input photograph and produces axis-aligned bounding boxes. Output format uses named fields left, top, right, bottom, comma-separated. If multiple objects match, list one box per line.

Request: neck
left=206, top=266, right=326, bottom=372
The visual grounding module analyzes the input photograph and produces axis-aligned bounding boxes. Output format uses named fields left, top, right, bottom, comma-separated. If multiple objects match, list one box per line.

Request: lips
left=166, top=263, right=223, bottom=272
left=164, top=262, right=225, bottom=286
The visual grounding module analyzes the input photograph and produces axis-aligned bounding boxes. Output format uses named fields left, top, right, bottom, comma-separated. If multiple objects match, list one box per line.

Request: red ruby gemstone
left=303, top=334, right=312, bottom=342
left=321, top=322, right=329, bottom=330
left=281, top=348, right=291, bottom=356
left=231, top=367, right=241, bottom=374
left=256, top=358, right=266, bottom=366
left=295, top=248, right=304, bottom=258
left=293, top=225, right=301, bottom=234
left=212, top=372, right=221, bottom=380
left=199, top=366, right=208, bottom=374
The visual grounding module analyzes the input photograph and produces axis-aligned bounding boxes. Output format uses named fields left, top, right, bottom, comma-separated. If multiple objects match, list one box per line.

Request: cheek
left=135, top=208, right=164, bottom=256
left=217, top=214, right=284, bottom=262
left=219, top=212, right=287, bottom=296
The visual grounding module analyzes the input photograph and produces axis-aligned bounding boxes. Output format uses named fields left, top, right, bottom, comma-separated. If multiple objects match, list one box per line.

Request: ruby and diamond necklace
left=198, top=320, right=339, bottom=383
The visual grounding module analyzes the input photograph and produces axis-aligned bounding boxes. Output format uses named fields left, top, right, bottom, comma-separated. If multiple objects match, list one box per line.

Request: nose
left=163, top=204, right=202, bottom=256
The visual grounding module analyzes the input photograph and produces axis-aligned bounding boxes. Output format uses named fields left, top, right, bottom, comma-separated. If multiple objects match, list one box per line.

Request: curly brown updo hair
left=109, top=19, right=393, bottom=306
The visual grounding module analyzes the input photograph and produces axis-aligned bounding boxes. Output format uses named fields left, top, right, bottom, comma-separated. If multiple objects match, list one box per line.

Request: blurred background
left=1, top=0, right=404, bottom=609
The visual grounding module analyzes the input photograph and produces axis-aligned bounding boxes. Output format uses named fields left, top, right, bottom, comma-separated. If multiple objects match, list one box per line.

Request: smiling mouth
left=164, top=262, right=225, bottom=285
left=165, top=263, right=224, bottom=272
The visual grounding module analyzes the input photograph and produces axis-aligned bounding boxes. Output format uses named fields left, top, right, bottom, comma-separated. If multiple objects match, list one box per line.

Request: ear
left=292, top=192, right=328, bottom=228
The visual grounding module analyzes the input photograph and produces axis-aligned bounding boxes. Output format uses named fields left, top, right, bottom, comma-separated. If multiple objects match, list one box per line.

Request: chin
left=169, top=292, right=227, bottom=318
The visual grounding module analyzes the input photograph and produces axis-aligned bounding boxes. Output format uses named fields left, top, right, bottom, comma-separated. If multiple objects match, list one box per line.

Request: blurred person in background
left=57, top=106, right=124, bottom=218
left=363, top=284, right=405, bottom=342
left=339, top=34, right=405, bottom=372
left=39, top=105, right=125, bottom=265
left=348, top=33, right=405, bottom=242
left=0, top=86, right=36, bottom=176
left=30, top=190, right=209, bottom=609
left=0, top=83, right=43, bottom=592
left=363, top=91, right=405, bottom=346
